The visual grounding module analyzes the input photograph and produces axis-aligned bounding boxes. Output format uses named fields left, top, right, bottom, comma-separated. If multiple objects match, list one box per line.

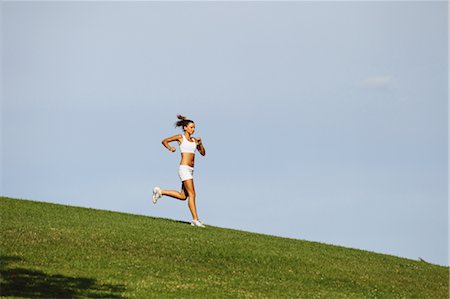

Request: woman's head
left=175, top=114, right=195, bottom=134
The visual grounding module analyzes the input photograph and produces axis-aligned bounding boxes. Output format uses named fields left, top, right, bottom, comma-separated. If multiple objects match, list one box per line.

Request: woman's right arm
left=161, top=135, right=181, bottom=152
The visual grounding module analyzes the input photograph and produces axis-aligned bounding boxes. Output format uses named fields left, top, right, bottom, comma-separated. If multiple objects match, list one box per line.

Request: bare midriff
left=180, top=153, right=195, bottom=167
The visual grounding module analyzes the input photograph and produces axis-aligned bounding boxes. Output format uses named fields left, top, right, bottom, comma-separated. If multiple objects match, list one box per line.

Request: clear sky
left=2, top=1, right=448, bottom=266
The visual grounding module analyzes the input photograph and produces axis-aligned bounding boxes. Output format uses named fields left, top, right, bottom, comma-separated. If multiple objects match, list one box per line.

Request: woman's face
left=184, top=122, right=195, bottom=134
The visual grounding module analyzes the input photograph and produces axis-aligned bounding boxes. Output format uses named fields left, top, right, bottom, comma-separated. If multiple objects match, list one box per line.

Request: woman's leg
left=183, top=179, right=199, bottom=220
left=161, top=184, right=187, bottom=201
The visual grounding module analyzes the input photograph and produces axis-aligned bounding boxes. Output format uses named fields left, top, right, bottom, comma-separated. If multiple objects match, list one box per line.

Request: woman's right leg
left=161, top=184, right=188, bottom=201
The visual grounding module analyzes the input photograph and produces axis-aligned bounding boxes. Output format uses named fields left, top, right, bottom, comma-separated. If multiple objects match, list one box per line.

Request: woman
left=152, top=114, right=207, bottom=228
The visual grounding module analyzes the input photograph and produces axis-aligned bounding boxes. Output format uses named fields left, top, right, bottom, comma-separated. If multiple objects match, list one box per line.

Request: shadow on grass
left=174, top=220, right=191, bottom=225
left=0, top=255, right=127, bottom=298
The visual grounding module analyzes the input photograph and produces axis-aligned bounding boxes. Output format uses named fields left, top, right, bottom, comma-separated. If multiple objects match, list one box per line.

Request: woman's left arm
left=196, top=138, right=206, bottom=156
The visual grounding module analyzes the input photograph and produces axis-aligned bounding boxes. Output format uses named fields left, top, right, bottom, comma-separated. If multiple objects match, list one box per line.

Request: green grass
left=1, top=196, right=448, bottom=298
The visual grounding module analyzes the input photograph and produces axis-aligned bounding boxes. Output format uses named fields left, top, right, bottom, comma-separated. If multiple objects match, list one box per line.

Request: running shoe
left=191, top=219, right=206, bottom=228
left=152, top=186, right=162, bottom=204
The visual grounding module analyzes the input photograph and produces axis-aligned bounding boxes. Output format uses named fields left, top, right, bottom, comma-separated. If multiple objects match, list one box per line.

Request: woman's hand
left=162, top=134, right=182, bottom=152
left=196, top=138, right=206, bottom=156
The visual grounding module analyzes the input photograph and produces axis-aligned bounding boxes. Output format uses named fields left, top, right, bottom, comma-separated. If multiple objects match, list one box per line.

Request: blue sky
left=1, top=1, right=448, bottom=266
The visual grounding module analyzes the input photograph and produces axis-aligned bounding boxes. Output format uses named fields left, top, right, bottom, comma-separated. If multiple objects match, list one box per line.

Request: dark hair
left=174, top=114, right=194, bottom=130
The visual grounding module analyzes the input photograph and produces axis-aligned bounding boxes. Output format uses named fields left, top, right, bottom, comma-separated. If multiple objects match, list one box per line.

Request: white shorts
left=178, top=165, right=194, bottom=182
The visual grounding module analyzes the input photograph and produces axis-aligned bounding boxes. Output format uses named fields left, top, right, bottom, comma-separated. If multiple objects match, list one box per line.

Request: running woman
left=152, top=114, right=207, bottom=228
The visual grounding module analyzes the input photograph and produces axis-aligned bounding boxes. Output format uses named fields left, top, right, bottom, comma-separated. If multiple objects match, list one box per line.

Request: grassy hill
left=1, top=196, right=448, bottom=298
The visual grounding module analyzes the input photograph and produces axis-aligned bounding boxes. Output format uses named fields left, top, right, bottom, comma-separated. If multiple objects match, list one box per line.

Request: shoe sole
left=191, top=223, right=206, bottom=228
left=152, top=188, right=160, bottom=204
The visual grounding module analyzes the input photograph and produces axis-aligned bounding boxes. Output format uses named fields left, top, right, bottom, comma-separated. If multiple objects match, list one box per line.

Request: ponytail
left=174, top=114, right=194, bottom=129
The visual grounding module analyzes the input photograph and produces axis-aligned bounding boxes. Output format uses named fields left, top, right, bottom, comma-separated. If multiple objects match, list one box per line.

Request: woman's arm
left=196, top=138, right=206, bottom=156
left=161, top=135, right=181, bottom=152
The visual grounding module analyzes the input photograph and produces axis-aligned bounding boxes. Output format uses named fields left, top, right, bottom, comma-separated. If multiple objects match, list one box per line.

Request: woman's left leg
left=183, top=179, right=199, bottom=220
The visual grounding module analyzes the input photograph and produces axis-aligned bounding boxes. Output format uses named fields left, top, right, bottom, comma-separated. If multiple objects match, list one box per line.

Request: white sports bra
left=179, top=134, right=197, bottom=154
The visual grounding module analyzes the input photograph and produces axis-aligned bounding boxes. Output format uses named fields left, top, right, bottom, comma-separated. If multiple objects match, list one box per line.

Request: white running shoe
left=191, top=219, right=206, bottom=228
left=152, top=186, right=162, bottom=204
